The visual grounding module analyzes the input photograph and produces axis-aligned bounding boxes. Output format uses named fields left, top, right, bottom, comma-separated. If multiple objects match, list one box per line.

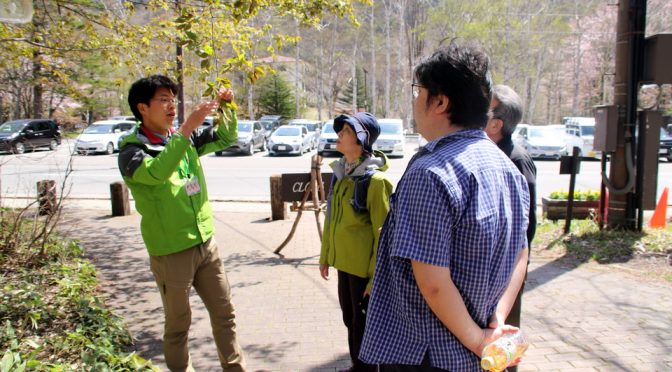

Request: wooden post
left=110, top=182, right=131, bottom=216
left=270, top=174, right=287, bottom=220
left=564, top=147, right=581, bottom=234
left=275, top=155, right=328, bottom=255
left=37, top=180, right=56, bottom=216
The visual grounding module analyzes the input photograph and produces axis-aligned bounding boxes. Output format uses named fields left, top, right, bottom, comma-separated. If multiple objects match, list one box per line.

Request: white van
left=75, top=120, right=135, bottom=155
left=564, top=117, right=599, bottom=158
left=374, top=118, right=405, bottom=158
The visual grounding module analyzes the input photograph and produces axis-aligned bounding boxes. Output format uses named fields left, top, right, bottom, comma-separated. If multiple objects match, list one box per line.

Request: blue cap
left=333, top=112, right=381, bottom=154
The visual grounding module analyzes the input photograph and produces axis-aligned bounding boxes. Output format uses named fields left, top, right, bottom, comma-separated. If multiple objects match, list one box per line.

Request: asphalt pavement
left=37, top=198, right=671, bottom=372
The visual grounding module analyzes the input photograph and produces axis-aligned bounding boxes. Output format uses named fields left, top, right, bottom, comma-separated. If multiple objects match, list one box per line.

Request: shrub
left=548, top=189, right=600, bottom=201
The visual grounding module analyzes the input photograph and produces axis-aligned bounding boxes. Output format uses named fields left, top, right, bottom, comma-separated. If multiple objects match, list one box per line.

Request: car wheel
left=49, top=139, right=58, bottom=151
left=105, top=142, right=114, bottom=155
left=668, top=154, right=672, bottom=162
left=246, top=143, right=254, bottom=156
left=215, top=151, right=223, bottom=156
left=12, top=142, right=25, bottom=154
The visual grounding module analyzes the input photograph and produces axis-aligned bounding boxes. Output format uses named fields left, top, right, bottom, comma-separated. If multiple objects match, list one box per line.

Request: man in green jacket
left=118, top=75, right=245, bottom=372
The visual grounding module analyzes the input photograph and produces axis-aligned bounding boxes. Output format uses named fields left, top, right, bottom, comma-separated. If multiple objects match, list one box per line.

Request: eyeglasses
left=411, top=83, right=425, bottom=99
left=152, top=97, right=180, bottom=106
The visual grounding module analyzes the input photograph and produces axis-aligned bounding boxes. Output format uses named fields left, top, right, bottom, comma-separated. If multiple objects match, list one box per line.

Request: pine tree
left=337, top=66, right=371, bottom=112
left=254, top=74, right=296, bottom=119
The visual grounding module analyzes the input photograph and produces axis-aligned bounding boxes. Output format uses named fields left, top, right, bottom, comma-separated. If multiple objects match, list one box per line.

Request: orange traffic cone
left=649, top=187, right=669, bottom=229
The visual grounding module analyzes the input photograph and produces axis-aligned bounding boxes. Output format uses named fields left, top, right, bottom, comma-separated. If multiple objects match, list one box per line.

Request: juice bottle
left=480, top=330, right=529, bottom=372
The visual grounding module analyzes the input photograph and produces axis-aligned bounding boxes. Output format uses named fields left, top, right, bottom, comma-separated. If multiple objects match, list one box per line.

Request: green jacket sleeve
left=194, top=110, right=239, bottom=156
left=129, top=134, right=191, bottom=185
left=365, top=174, right=393, bottom=290
left=319, top=184, right=334, bottom=266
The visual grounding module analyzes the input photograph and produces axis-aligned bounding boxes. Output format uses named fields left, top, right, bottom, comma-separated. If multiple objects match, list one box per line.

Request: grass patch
left=0, top=210, right=158, bottom=371
left=534, top=219, right=672, bottom=281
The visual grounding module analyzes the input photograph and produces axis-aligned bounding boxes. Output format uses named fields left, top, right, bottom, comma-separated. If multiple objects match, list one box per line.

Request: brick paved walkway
left=56, top=203, right=672, bottom=371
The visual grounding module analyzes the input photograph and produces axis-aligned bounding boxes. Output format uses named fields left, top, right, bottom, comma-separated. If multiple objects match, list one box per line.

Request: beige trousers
left=150, top=238, right=245, bottom=372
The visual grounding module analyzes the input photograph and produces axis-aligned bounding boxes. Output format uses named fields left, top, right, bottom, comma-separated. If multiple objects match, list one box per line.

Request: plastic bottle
left=480, top=330, right=529, bottom=372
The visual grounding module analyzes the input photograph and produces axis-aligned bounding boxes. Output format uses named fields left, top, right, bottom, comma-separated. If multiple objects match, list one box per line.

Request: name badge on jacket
left=185, top=176, right=201, bottom=196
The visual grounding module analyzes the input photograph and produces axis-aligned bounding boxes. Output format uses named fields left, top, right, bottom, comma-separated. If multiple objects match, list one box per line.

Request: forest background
left=0, top=0, right=671, bottom=131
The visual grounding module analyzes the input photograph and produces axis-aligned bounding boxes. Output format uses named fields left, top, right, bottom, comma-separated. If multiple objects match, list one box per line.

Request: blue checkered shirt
left=360, top=129, right=530, bottom=371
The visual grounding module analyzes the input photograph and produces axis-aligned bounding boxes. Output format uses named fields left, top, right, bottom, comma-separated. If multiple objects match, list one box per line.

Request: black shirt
left=498, top=135, right=537, bottom=246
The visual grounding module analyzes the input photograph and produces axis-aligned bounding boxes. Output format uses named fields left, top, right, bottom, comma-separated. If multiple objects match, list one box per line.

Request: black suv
left=0, top=119, right=62, bottom=154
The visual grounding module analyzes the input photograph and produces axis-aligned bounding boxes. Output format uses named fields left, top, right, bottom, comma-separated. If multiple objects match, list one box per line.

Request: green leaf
left=1, top=352, right=15, bottom=371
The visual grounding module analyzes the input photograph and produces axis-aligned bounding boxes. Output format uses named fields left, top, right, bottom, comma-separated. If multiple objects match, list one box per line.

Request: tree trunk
left=383, top=0, right=391, bottom=117
left=370, top=4, right=377, bottom=116
left=317, top=28, right=324, bottom=120
left=526, top=46, right=547, bottom=123
left=32, top=52, right=43, bottom=118
left=395, top=1, right=405, bottom=116
left=295, top=20, right=301, bottom=117
left=351, top=40, right=358, bottom=113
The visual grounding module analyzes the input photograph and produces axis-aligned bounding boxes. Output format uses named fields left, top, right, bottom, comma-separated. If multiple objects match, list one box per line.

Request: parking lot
left=1, top=137, right=671, bottom=209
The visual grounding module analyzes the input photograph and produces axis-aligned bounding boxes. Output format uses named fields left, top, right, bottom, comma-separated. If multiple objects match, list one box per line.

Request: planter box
left=542, top=197, right=600, bottom=221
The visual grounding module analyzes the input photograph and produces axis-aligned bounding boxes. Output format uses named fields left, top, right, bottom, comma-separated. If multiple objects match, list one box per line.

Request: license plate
left=660, top=148, right=667, bottom=154
left=278, top=145, right=286, bottom=150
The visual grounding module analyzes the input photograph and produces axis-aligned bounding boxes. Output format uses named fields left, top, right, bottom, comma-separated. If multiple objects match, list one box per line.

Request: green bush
left=1, top=213, right=157, bottom=371
left=548, top=189, right=600, bottom=201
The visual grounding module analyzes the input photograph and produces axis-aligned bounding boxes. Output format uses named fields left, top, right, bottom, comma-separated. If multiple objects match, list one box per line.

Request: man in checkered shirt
left=360, top=43, right=530, bottom=371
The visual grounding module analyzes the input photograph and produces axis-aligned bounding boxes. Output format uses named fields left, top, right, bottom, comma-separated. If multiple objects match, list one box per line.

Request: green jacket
left=117, top=115, right=237, bottom=256
left=319, top=151, right=393, bottom=289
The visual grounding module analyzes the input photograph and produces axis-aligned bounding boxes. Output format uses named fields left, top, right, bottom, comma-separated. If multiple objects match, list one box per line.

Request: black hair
left=128, top=75, right=179, bottom=122
left=414, top=43, right=492, bottom=129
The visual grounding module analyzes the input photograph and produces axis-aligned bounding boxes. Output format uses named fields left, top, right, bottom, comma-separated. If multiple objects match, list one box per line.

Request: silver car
left=514, top=125, right=567, bottom=160
left=215, top=120, right=266, bottom=156
left=267, top=125, right=313, bottom=156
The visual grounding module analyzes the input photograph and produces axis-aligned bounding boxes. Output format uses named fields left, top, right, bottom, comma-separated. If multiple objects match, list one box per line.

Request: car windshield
left=661, top=128, right=671, bottom=139
left=274, top=127, right=300, bottom=136
left=322, top=123, right=334, bottom=134
left=380, top=123, right=402, bottom=134
left=580, top=126, right=595, bottom=136
left=238, top=123, right=253, bottom=132
left=0, top=121, right=25, bottom=133
left=529, top=127, right=560, bottom=139
left=301, top=123, right=318, bottom=132
left=83, top=125, right=115, bottom=134
left=261, top=121, right=274, bottom=130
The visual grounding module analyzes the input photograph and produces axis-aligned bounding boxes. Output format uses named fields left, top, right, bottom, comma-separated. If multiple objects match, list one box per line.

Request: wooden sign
left=281, top=172, right=333, bottom=202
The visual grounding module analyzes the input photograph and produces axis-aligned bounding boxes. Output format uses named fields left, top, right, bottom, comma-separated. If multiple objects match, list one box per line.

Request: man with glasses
left=485, top=84, right=536, bottom=372
left=118, top=75, right=245, bottom=372
left=360, top=44, right=530, bottom=371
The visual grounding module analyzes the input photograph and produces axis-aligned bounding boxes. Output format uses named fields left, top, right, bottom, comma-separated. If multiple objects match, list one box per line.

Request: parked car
left=564, top=117, right=599, bottom=158
left=267, top=125, right=312, bottom=156
left=659, top=127, right=672, bottom=162
left=317, top=120, right=338, bottom=156
left=0, top=119, right=61, bottom=154
left=215, top=120, right=266, bottom=156
left=288, top=119, right=320, bottom=150
left=108, top=115, right=137, bottom=122
left=259, top=115, right=284, bottom=133
left=513, top=124, right=568, bottom=160
left=374, top=118, right=405, bottom=158
left=76, top=120, right=136, bottom=155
